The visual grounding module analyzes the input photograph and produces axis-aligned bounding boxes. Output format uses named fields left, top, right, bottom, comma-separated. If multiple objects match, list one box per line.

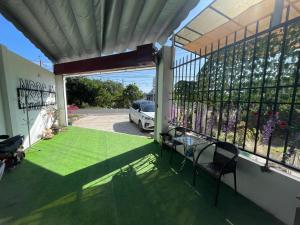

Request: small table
left=173, top=135, right=212, bottom=171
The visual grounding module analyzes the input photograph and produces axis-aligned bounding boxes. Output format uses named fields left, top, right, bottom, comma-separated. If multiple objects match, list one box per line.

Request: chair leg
left=234, top=171, right=237, bottom=194
left=215, top=175, right=222, bottom=206
left=169, top=145, right=175, bottom=163
left=193, top=167, right=197, bottom=186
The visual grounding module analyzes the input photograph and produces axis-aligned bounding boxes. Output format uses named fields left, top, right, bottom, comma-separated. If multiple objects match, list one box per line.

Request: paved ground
left=74, top=108, right=129, bottom=115
left=72, top=108, right=151, bottom=137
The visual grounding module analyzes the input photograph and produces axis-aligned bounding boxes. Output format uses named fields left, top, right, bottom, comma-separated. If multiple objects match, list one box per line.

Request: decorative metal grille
left=171, top=8, right=300, bottom=172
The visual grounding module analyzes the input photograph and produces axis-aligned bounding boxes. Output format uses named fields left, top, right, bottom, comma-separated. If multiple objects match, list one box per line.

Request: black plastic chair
left=159, top=126, right=186, bottom=161
left=192, top=141, right=239, bottom=206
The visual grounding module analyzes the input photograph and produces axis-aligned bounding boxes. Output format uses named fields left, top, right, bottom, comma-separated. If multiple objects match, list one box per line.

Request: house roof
left=175, top=0, right=300, bottom=54
left=0, top=0, right=199, bottom=63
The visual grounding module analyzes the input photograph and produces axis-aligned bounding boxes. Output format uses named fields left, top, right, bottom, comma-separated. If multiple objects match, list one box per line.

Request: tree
left=122, top=84, right=144, bottom=108
left=66, top=78, right=144, bottom=108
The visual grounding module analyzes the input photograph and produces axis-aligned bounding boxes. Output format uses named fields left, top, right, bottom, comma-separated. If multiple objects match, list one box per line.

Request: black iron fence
left=171, top=8, right=300, bottom=172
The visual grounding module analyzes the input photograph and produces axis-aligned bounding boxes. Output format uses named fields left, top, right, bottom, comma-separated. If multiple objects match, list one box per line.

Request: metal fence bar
left=233, top=26, right=248, bottom=144
left=171, top=15, right=300, bottom=172
left=254, top=17, right=273, bottom=154
left=171, top=60, right=175, bottom=121
left=265, top=6, right=290, bottom=167
left=173, top=60, right=178, bottom=122
left=199, top=47, right=207, bottom=134
left=211, top=40, right=221, bottom=138
left=217, top=36, right=229, bottom=139
left=183, top=55, right=189, bottom=126
left=179, top=58, right=184, bottom=125
left=283, top=28, right=300, bottom=162
left=194, top=48, right=202, bottom=133
left=225, top=32, right=237, bottom=142
left=204, top=43, right=214, bottom=135
left=173, top=59, right=181, bottom=123
left=187, top=53, right=194, bottom=130
left=191, top=52, right=198, bottom=130
left=186, top=53, right=193, bottom=129
left=242, top=21, right=260, bottom=150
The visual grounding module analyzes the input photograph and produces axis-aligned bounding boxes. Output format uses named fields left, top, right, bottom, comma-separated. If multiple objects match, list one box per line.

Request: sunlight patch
left=82, top=170, right=119, bottom=189
left=82, top=154, right=158, bottom=189
left=33, top=192, right=77, bottom=213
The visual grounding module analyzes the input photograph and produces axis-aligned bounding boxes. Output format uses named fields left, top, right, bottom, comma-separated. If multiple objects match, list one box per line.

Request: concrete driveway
left=71, top=108, right=152, bottom=137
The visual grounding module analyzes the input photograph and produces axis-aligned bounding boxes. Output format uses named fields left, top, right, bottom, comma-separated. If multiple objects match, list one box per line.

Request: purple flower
left=262, top=117, right=277, bottom=145
left=206, top=113, right=216, bottom=135
left=222, top=112, right=236, bottom=134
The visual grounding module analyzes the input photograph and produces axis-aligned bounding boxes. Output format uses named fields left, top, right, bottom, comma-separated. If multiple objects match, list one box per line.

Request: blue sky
left=0, top=0, right=212, bottom=91
left=0, top=14, right=52, bottom=69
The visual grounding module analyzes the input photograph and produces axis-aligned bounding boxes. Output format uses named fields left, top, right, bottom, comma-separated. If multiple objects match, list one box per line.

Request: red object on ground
left=278, top=120, right=287, bottom=129
left=252, top=111, right=258, bottom=116
left=67, top=105, right=79, bottom=114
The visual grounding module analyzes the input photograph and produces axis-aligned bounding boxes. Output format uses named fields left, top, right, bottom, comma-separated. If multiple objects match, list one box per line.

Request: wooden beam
left=54, top=44, right=156, bottom=75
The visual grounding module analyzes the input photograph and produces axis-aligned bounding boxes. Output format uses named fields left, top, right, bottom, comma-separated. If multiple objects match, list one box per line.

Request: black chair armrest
left=194, top=142, right=216, bottom=165
left=0, top=135, right=9, bottom=140
left=159, top=132, right=170, bottom=137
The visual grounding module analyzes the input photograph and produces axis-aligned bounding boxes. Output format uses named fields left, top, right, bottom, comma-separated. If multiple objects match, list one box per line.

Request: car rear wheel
left=138, top=120, right=144, bottom=131
left=129, top=114, right=133, bottom=123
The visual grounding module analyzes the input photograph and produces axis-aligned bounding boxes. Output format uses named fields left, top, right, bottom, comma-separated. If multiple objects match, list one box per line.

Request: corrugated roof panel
left=0, top=0, right=199, bottom=63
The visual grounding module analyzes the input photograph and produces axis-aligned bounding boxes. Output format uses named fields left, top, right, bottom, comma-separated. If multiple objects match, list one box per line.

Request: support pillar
left=55, top=75, right=68, bottom=127
left=154, top=46, right=173, bottom=142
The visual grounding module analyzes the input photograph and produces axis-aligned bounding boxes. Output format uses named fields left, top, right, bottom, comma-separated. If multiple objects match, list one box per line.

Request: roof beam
left=175, top=34, right=191, bottom=43
left=54, top=44, right=156, bottom=75
left=185, top=26, right=203, bottom=36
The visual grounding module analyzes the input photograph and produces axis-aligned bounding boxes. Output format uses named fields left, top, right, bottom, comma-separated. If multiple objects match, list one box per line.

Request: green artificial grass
left=0, top=127, right=283, bottom=225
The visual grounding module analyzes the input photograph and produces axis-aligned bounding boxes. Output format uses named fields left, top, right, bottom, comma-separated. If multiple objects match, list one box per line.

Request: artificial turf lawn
left=0, top=126, right=283, bottom=225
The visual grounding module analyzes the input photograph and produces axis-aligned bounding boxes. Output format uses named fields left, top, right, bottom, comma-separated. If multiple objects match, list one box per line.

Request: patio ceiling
left=175, top=0, right=300, bottom=53
left=0, top=0, right=199, bottom=63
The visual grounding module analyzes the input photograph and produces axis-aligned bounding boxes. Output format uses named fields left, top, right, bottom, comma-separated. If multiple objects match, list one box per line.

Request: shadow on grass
left=0, top=142, right=283, bottom=225
left=112, top=121, right=153, bottom=137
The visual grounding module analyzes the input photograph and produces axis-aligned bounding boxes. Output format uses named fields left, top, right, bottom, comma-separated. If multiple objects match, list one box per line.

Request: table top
left=173, top=135, right=208, bottom=146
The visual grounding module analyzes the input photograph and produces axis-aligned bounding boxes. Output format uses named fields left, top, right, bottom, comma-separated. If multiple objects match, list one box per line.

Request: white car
left=129, top=100, right=155, bottom=131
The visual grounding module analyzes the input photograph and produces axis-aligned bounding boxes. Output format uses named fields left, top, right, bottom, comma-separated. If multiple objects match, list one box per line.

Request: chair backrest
left=213, top=141, right=239, bottom=167
left=174, top=126, right=186, bottom=137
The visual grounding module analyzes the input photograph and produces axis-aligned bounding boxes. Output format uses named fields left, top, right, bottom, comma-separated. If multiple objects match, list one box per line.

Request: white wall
left=175, top=142, right=300, bottom=225
left=0, top=85, right=6, bottom=135
left=0, top=45, right=57, bottom=148
left=224, top=155, right=299, bottom=225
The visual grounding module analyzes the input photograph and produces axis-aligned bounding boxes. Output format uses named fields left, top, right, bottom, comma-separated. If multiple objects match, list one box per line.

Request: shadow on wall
left=0, top=141, right=283, bottom=225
